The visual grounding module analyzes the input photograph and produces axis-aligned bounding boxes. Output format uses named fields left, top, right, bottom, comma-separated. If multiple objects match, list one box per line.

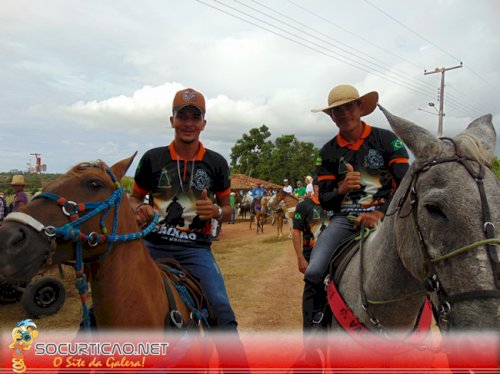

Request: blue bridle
left=34, top=165, right=158, bottom=272
left=31, top=164, right=158, bottom=328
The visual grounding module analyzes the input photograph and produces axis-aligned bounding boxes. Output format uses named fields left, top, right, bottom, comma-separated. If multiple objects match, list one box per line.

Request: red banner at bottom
left=1, top=330, right=498, bottom=373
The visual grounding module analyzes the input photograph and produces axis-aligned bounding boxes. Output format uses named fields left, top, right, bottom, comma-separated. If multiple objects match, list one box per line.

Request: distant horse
left=238, top=192, right=252, bottom=220
left=268, top=195, right=286, bottom=237
left=269, top=190, right=299, bottom=237
left=249, top=196, right=270, bottom=234
left=0, top=155, right=211, bottom=330
left=326, top=107, right=500, bottom=340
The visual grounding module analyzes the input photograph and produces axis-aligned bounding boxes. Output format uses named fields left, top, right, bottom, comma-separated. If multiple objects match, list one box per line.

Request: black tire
left=21, top=277, right=66, bottom=317
left=0, top=279, right=27, bottom=304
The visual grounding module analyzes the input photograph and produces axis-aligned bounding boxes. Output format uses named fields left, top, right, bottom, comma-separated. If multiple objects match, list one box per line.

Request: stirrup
left=170, top=310, right=184, bottom=329
left=312, top=311, right=324, bottom=325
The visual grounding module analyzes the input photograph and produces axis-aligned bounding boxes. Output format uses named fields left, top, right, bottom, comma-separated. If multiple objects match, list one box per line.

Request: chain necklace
left=176, top=158, right=195, bottom=192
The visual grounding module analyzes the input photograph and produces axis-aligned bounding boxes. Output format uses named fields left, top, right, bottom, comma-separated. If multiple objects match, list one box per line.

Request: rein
left=5, top=164, right=159, bottom=328
left=396, top=138, right=500, bottom=330
left=328, top=138, right=500, bottom=338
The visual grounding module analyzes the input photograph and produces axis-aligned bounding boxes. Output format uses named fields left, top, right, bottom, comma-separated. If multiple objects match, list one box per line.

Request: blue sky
left=1, top=0, right=499, bottom=174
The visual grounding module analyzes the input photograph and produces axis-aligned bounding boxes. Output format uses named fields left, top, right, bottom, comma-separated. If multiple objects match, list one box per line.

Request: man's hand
left=354, top=210, right=384, bottom=229
left=196, top=189, right=218, bottom=220
left=135, top=204, right=155, bottom=228
left=297, top=255, right=308, bottom=274
left=338, top=163, right=361, bottom=195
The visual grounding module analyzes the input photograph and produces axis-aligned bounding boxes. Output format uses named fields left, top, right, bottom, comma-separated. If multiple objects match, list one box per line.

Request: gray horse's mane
left=454, top=133, right=492, bottom=166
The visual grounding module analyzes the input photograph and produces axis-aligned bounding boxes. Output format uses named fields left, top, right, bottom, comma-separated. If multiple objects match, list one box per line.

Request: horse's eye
left=424, top=203, right=446, bottom=219
left=87, top=180, right=104, bottom=191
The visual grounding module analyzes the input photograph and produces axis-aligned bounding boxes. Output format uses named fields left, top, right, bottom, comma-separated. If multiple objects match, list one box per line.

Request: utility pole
left=30, top=153, right=42, bottom=174
left=424, top=62, right=463, bottom=137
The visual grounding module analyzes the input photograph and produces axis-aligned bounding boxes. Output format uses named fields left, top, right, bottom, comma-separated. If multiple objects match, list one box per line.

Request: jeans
left=146, top=241, right=237, bottom=330
left=302, top=215, right=357, bottom=329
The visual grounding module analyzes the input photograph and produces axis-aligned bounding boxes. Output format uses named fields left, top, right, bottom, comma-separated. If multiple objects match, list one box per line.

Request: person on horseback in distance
left=303, top=84, right=410, bottom=330
left=130, top=87, right=238, bottom=331
left=249, top=181, right=266, bottom=214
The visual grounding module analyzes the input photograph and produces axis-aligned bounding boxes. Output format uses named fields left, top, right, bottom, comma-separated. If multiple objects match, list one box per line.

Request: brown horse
left=249, top=196, right=270, bottom=234
left=268, top=196, right=286, bottom=237
left=0, top=155, right=209, bottom=330
left=269, top=190, right=299, bottom=237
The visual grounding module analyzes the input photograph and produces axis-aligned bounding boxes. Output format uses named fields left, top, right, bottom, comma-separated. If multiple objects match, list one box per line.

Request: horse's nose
left=2, top=225, right=30, bottom=248
left=0, top=223, right=45, bottom=281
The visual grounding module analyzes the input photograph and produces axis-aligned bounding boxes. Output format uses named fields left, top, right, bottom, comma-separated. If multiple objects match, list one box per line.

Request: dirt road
left=0, top=220, right=304, bottom=334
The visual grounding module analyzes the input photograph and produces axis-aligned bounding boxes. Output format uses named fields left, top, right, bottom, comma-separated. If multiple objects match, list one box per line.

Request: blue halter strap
left=34, top=165, right=159, bottom=328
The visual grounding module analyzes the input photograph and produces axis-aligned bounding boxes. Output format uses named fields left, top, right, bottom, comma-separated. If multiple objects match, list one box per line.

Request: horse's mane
left=454, top=133, right=492, bottom=166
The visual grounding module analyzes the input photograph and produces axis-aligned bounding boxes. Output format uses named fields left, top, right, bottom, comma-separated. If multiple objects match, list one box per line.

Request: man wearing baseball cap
left=302, top=84, right=410, bottom=330
left=130, top=88, right=238, bottom=331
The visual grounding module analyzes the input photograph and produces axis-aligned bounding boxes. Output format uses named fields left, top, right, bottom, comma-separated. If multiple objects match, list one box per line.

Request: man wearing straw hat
left=10, top=175, right=28, bottom=212
left=302, top=84, right=409, bottom=330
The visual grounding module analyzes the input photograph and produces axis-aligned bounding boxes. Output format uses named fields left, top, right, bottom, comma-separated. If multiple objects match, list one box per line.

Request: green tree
left=230, top=125, right=273, bottom=179
left=267, top=135, right=317, bottom=185
left=492, top=157, right=500, bottom=180
left=121, top=176, right=135, bottom=194
left=230, top=126, right=318, bottom=184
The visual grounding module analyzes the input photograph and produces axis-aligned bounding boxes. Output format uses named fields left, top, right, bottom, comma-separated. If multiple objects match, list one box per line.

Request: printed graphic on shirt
left=191, top=169, right=210, bottom=190
left=158, top=168, right=172, bottom=189
left=135, top=144, right=230, bottom=248
left=293, top=199, right=328, bottom=249
left=391, top=138, right=405, bottom=151
left=317, top=124, right=409, bottom=215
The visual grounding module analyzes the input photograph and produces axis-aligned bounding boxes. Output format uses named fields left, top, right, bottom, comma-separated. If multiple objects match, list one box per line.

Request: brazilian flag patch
left=315, top=156, right=322, bottom=166
left=294, top=212, right=303, bottom=220
left=391, top=138, right=405, bottom=151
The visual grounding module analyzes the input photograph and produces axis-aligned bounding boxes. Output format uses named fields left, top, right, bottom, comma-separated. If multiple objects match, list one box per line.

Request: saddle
left=156, top=258, right=216, bottom=329
left=327, top=233, right=360, bottom=285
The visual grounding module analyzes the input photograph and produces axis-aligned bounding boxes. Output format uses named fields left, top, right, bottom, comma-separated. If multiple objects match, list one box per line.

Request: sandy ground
left=0, top=219, right=303, bottom=334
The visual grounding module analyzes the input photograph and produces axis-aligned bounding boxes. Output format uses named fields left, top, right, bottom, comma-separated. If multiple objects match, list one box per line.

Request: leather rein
left=4, top=163, right=159, bottom=273
left=391, top=137, right=500, bottom=331
left=327, top=137, right=500, bottom=338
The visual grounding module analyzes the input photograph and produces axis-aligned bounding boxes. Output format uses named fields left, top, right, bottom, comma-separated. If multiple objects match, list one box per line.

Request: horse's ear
left=378, top=104, right=439, bottom=158
left=464, top=114, right=496, bottom=157
left=110, top=152, right=138, bottom=181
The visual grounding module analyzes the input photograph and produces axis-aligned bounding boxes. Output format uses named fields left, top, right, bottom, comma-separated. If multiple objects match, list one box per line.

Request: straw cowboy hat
left=311, top=84, right=378, bottom=116
left=10, top=175, right=26, bottom=186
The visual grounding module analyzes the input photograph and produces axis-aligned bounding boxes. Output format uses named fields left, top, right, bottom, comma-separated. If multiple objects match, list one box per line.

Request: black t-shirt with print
left=293, top=198, right=329, bottom=250
left=316, top=122, right=409, bottom=215
left=134, top=142, right=230, bottom=248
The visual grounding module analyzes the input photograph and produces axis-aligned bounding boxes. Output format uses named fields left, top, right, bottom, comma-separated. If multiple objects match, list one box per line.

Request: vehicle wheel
left=0, top=279, right=26, bottom=304
left=21, top=277, right=66, bottom=317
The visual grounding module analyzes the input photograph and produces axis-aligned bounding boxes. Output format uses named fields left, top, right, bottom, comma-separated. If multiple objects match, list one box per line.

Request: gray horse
left=328, top=106, right=499, bottom=334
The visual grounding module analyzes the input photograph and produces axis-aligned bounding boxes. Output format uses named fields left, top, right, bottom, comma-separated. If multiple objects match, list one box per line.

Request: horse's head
left=0, top=154, right=137, bottom=282
left=380, top=106, right=500, bottom=331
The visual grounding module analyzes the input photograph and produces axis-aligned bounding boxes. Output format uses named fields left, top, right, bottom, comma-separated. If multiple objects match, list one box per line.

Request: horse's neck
left=338, top=216, right=425, bottom=330
left=283, top=196, right=297, bottom=209
left=89, top=213, right=168, bottom=328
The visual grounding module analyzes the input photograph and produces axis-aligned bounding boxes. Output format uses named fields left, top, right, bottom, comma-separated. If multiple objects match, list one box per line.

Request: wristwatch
left=214, top=204, right=223, bottom=221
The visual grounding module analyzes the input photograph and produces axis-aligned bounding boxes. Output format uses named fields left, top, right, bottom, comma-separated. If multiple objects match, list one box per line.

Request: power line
left=196, top=0, right=483, bottom=117
left=284, top=1, right=481, bottom=116
left=201, top=0, right=436, bottom=97
left=362, top=0, right=462, bottom=63
left=246, top=0, right=438, bottom=95
left=286, top=0, right=425, bottom=72
left=362, top=0, right=499, bottom=110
